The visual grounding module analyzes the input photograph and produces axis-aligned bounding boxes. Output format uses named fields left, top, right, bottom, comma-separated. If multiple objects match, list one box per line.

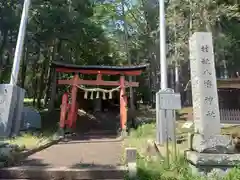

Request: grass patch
left=125, top=122, right=240, bottom=180
left=5, top=133, right=52, bottom=150
left=125, top=123, right=194, bottom=179
left=23, top=98, right=44, bottom=107
left=125, top=123, right=155, bottom=155
left=3, top=107, right=59, bottom=150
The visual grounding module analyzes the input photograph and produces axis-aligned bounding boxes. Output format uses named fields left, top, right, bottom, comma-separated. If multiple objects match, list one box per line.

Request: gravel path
left=16, top=136, right=123, bottom=168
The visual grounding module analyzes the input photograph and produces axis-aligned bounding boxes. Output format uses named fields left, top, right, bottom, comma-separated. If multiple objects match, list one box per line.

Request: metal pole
left=159, top=0, right=168, bottom=89
left=157, top=0, right=168, bottom=146
left=156, top=92, right=160, bottom=143
left=173, top=5, right=179, bottom=92
left=165, top=110, right=170, bottom=168
left=10, top=0, right=31, bottom=85
left=172, top=110, right=177, bottom=161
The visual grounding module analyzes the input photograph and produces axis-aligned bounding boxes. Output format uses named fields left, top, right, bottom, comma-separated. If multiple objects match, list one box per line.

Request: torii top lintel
left=51, top=61, right=147, bottom=76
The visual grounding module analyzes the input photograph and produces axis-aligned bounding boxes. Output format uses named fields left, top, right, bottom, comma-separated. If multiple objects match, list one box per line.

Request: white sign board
left=159, top=93, right=181, bottom=110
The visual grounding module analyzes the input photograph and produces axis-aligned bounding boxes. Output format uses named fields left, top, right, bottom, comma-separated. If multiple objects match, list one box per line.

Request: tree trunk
left=0, top=29, right=8, bottom=83
left=20, top=46, right=29, bottom=88
left=48, top=70, right=57, bottom=111
left=32, top=48, right=41, bottom=107
left=175, top=64, right=180, bottom=92
left=44, top=40, right=57, bottom=106
left=37, top=51, right=48, bottom=108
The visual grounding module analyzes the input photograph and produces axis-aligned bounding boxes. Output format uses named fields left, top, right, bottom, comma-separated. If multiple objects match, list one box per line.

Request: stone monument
left=190, top=32, right=221, bottom=138
left=0, top=0, right=30, bottom=137
left=185, top=32, right=239, bottom=177
left=0, top=85, right=25, bottom=137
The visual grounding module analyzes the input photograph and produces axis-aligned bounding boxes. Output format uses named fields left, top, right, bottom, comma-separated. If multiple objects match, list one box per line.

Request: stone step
left=0, top=166, right=126, bottom=180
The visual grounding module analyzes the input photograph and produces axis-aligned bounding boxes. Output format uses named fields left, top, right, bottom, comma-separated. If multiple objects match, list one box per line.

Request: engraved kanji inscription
left=191, top=70, right=197, bottom=78
left=206, top=110, right=216, bottom=118
left=204, top=80, right=213, bottom=88
left=203, top=69, right=212, bottom=76
left=201, top=58, right=210, bottom=64
left=201, top=45, right=209, bottom=52
left=192, top=79, right=199, bottom=88
left=204, top=96, right=213, bottom=105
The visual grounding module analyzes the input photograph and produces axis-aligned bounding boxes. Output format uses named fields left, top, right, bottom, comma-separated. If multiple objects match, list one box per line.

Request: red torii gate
left=51, top=61, right=147, bottom=134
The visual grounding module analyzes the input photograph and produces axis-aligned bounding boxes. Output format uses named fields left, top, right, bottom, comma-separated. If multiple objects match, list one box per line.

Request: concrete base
left=0, top=84, right=25, bottom=137
left=188, top=163, right=232, bottom=177
left=185, top=150, right=240, bottom=177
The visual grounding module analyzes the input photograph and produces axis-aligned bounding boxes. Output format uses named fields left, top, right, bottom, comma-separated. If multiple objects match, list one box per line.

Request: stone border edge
left=0, top=165, right=127, bottom=179
left=18, top=138, right=61, bottom=159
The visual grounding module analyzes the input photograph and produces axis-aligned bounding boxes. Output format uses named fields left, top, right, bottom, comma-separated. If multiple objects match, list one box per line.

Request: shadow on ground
left=59, top=137, right=122, bottom=145
left=0, top=157, right=125, bottom=179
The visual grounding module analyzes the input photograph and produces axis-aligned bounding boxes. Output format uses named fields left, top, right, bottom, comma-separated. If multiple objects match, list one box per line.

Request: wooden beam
left=55, top=68, right=143, bottom=76
left=57, top=79, right=139, bottom=87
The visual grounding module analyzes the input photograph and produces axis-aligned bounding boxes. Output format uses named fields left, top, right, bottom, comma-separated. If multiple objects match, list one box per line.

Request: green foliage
left=0, top=0, right=124, bottom=107
left=127, top=123, right=240, bottom=180
left=1, top=0, right=240, bottom=106
left=6, top=132, right=51, bottom=150
left=129, top=123, right=156, bottom=138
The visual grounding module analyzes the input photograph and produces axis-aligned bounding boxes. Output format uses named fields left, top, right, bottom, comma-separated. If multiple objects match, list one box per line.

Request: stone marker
left=189, top=32, right=234, bottom=152
left=125, top=148, right=137, bottom=178
left=0, top=84, right=25, bottom=137
left=21, top=107, right=41, bottom=131
left=125, top=147, right=137, bottom=164
left=189, top=32, right=221, bottom=138
left=186, top=32, right=238, bottom=177
left=11, top=87, right=25, bottom=135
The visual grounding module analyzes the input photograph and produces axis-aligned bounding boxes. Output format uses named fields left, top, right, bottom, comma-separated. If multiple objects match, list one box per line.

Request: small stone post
left=125, top=147, right=137, bottom=178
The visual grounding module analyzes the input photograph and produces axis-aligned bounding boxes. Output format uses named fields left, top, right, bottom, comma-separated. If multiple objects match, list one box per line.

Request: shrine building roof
left=51, top=61, right=148, bottom=75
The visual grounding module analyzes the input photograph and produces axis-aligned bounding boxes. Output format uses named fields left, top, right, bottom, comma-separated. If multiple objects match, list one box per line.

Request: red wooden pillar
left=67, top=74, right=79, bottom=128
left=60, top=93, right=68, bottom=129
left=72, top=102, right=78, bottom=129
left=120, top=76, right=127, bottom=131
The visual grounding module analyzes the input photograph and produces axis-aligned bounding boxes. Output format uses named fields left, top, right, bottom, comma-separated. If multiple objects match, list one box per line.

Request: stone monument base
left=190, top=133, right=235, bottom=153
left=0, top=84, right=25, bottom=137
left=184, top=150, right=240, bottom=177
left=185, top=133, right=239, bottom=177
